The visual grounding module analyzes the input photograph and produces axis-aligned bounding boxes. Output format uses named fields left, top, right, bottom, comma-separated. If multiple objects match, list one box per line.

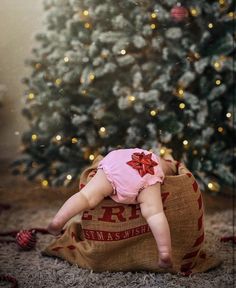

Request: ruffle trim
left=97, top=163, right=117, bottom=195
left=142, top=176, right=164, bottom=191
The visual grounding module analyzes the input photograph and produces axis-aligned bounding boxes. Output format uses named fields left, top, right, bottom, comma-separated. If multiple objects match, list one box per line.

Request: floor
left=0, top=157, right=234, bottom=288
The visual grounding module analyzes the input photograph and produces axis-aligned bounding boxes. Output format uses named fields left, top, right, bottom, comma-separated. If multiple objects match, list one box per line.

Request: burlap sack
left=43, top=155, right=221, bottom=275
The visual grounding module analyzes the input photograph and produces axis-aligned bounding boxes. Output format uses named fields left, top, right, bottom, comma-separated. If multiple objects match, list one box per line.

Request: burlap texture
left=43, top=155, right=221, bottom=275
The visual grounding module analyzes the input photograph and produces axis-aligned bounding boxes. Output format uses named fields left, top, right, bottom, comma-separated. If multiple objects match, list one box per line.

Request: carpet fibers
left=0, top=204, right=234, bottom=288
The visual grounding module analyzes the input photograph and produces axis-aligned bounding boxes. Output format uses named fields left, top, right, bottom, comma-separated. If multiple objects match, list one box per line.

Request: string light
left=81, top=89, right=87, bottom=95
left=64, top=56, right=69, bottom=62
left=208, top=182, right=213, bottom=189
left=213, top=61, right=221, bottom=70
left=178, top=88, right=184, bottom=98
left=150, top=110, right=157, bottom=116
left=55, top=135, right=62, bottom=141
left=160, top=148, right=166, bottom=156
left=89, top=154, right=95, bottom=161
left=226, top=112, right=231, bottom=118
left=128, top=95, right=136, bottom=102
left=41, top=179, right=49, bottom=187
left=84, top=22, right=91, bottom=29
left=66, top=174, right=72, bottom=180
left=159, top=147, right=173, bottom=157
left=218, top=0, right=225, bottom=4
left=99, top=127, right=106, bottom=137
left=193, top=150, right=198, bottom=155
left=71, top=137, right=78, bottom=144
left=28, top=93, right=35, bottom=100
left=218, top=127, right=224, bottom=133
left=31, top=134, right=38, bottom=141
left=99, top=127, right=106, bottom=133
left=35, top=63, right=42, bottom=69
left=215, top=79, right=221, bottom=85
left=179, top=103, right=185, bottom=109
left=208, top=181, right=220, bottom=192
left=208, top=23, right=214, bottom=29
left=183, top=140, right=188, bottom=146
left=190, top=8, right=198, bottom=16
left=151, top=12, right=157, bottom=18
left=120, top=49, right=126, bottom=55
left=55, top=78, right=62, bottom=86
left=83, top=10, right=89, bottom=16
left=89, top=73, right=95, bottom=81
left=228, top=12, right=236, bottom=19
left=101, top=51, right=109, bottom=58
left=150, top=23, right=157, bottom=29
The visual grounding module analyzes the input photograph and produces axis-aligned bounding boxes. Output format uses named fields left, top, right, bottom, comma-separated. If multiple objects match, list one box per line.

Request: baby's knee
left=140, top=202, right=162, bottom=220
left=81, top=189, right=107, bottom=209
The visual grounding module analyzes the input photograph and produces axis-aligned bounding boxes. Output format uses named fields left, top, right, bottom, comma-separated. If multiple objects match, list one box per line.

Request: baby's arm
left=137, top=183, right=172, bottom=268
left=47, top=169, right=113, bottom=235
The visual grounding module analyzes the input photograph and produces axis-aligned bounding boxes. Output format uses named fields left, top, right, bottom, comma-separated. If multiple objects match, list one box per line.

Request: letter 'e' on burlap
left=43, top=156, right=221, bottom=275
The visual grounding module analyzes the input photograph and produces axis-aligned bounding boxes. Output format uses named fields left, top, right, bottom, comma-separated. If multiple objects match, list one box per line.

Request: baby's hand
left=47, top=221, right=62, bottom=236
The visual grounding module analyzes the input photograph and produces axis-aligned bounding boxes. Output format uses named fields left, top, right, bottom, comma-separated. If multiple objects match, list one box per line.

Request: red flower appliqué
left=126, top=152, right=158, bottom=177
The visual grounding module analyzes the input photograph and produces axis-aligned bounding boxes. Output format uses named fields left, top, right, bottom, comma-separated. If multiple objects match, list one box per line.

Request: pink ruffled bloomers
left=97, top=148, right=164, bottom=204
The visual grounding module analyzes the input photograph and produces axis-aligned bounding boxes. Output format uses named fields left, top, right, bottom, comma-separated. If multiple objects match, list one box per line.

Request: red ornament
left=0, top=275, right=18, bottom=288
left=171, top=4, right=189, bottom=22
left=16, top=230, right=37, bottom=250
left=126, top=152, right=158, bottom=177
left=220, top=236, right=236, bottom=244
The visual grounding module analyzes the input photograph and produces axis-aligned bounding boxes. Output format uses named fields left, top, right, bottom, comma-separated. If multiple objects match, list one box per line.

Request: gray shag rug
left=0, top=205, right=234, bottom=288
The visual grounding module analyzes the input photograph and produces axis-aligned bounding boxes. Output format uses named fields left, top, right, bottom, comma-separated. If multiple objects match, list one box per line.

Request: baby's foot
left=158, top=253, right=173, bottom=268
left=47, top=221, right=62, bottom=236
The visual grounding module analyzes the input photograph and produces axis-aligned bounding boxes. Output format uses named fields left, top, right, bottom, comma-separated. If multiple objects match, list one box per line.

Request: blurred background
left=0, top=0, right=44, bottom=158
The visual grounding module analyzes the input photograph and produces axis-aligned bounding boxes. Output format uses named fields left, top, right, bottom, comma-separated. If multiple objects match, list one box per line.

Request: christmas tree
left=12, top=0, right=235, bottom=193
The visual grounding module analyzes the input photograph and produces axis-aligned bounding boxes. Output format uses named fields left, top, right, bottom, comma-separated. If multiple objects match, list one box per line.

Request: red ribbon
left=126, top=152, right=158, bottom=177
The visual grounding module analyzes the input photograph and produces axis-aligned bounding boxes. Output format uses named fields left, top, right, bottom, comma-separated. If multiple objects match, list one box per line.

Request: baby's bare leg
left=47, top=169, right=113, bottom=235
left=137, top=183, right=172, bottom=268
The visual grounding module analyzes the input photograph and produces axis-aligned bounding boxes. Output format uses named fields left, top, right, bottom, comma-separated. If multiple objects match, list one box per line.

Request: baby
left=47, top=148, right=174, bottom=268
